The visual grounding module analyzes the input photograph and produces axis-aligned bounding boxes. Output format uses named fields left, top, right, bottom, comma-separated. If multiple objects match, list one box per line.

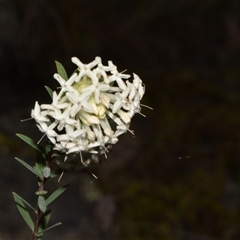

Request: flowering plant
left=13, top=56, right=147, bottom=239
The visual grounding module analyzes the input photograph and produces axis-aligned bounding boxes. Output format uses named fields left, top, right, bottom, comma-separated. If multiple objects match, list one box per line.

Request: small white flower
left=58, top=125, right=85, bottom=142
left=50, top=92, right=69, bottom=109
left=108, top=70, right=130, bottom=90
left=111, top=92, right=130, bottom=113
left=54, top=73, right=79, bottom=97
left=133, top=73, right=145, bottom=99
left=36, top=121, right=58, bottom=144
left=31, top=102, right=49, bottom=122
left=72, top=57, right=98, bottom=70
left=65, top=91, right=93, bottom=116
left=49, top=106, right=78, bottom=131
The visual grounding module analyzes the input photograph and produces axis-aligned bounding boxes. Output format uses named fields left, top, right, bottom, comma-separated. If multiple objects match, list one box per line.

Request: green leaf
left=15, top=157, right=43, bottom=178
left=12, top=192, right=34, bottom=230
left=43, top=167, right=51, bottom=178
left=37, top=209, right=51, bottom=239
left=34, top=162, right=43, bottom=178
left=16, top=134, right=44, bottom=153
left=46, top=184, right=69, bottom=205
left=38, top=222, right=62, bottom=234
left=45, top=143, right=53, bottom=155
left=44, top=85, right=53, bottom=98
left=55, top=61, right=68, bottom=80
left=38, top=196, right=47, bottom=213
left=35, top=152, right=47, bottom=177
left=12, top=192, right=35, bottom=211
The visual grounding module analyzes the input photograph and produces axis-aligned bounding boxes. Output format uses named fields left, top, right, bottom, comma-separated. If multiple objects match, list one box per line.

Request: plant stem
left=32, top=176, right=46, bottom=240
left=32, top=149, right=53, bottom=240
left=32, top=206, right=41, bottom=240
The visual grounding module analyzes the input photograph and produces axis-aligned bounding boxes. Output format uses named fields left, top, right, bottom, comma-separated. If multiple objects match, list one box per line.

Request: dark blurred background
left=1, top=0, right=240, bottom=239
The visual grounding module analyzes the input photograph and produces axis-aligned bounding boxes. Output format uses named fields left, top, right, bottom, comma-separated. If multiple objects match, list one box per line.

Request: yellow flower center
left=73, top=76, right=106, bottom=120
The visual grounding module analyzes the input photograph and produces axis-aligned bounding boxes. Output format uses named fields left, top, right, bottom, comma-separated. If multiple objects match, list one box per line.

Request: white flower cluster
left=31, top=56, right=145, bottom=161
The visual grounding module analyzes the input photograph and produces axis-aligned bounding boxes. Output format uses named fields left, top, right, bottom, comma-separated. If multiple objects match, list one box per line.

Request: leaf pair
left=13, top=184, right=68, bottom=238
left=16, top=134, right=53, bottom=179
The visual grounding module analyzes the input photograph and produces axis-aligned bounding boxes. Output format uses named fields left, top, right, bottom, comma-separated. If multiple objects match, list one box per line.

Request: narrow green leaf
left=38, top=222, right=62, bottom=234
left=55, top=61, right=68, bottom=80
left=13, top=192, right=34, bottom=230
left=43, top=167, right=51, bottom=178
left=45, top=143, right=53, bottom=155
left=35, top=153, right=46, bottom=177
left=15, top=157, right=43, bottom=178
left=46, top=184, right=69, bottom=205
left=37, top=209, right=51, bottom=238
left=34, top=162, right=43, bottom=178
left=12, top=192, right=35, bottom=211
left=38, top=196, right=47, bottom=213
left=16, top=134, right=43, bottom=153
left=44, top=85, right=53, bottom=98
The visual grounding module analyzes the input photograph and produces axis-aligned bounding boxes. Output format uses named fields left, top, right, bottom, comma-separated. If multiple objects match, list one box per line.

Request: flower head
left=32, top=57, right=146, bottom=164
